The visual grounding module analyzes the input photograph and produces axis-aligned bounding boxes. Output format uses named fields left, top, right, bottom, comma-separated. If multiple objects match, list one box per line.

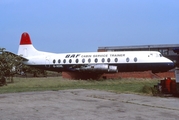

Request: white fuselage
left=24, top=51, right=170, bottom=65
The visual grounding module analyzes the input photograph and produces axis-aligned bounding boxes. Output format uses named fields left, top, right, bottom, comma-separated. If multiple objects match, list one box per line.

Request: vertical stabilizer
left=18, top=32, right=39, bottom=57
left=20, top=32, right=32, bottom=45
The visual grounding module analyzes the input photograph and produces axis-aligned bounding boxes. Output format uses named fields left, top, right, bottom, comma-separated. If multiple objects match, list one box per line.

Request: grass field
left=0, top=77, right=159, bottom=95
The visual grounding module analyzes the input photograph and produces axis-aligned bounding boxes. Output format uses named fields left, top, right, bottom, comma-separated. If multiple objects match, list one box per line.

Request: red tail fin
left=20, top=32, right=32, bottom=45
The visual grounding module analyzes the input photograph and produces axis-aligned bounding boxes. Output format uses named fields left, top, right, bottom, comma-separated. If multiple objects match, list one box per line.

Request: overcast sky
left=1, top=0, right=179, bottom=53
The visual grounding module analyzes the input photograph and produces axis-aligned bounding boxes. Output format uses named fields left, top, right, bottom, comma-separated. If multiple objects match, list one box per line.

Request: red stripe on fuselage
left=20, top=32, right=32, bottom=45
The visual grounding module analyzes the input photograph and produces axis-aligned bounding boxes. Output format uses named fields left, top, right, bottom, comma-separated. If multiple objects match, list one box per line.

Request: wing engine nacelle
left=76, top=64, right=118, bottom=73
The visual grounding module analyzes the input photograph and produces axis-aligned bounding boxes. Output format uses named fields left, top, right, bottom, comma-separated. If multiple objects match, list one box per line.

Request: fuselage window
left=53, top=59, right=56, bottom=64
left=69, top=59, right=72, bottom=63
left=82, top=58, right=85, bottom=63
left=102, top=58, right=105, bottom=63
left=107, top=58, right=110, bottom=63
left=88, top=58, right=91, bottom=63
left=76, top=59, right=79, bottom=63
left=134, top=57, right=137, bottom=62
left=126, top=57, right=129, bottom=62
left=114, top=58, right=118, bottom=62
left=58, top=59, right=61, bottom=63
left=63, top=59, right=66, bottom=63
left=94, top=58, right=98, bottom=63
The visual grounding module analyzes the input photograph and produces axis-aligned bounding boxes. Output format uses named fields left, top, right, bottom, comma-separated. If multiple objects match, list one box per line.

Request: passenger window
left=102, top=58, right=105, bottom=63
left=114, top=58, right=118, bottom=62
left=63, top=59, right=66, bottom=63
left=58, top=59, right=61, bottom=63
left=95, top=58, right=98, bottom=63
left=82, top=59, right=85, bottom=63
left=107, top=58, right=110, bottom=63
left=53, top=59, right=56, bottom=63
left=69, top=59, right=72, bottom=63
left=76, top=59, right=79, bottom=63
left=126, top=58, right=129, bottom=62
left=88, top=58, right=91, bottom=63
left=134, top=57, right=137, bottom=62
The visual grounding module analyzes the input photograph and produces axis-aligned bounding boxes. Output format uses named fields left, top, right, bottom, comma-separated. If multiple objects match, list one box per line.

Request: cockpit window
left=159, top=54, right=162, bottom=57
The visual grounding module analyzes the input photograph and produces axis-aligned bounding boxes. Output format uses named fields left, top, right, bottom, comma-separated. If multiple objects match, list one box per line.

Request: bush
left=142, top=85, right=152, bottom=94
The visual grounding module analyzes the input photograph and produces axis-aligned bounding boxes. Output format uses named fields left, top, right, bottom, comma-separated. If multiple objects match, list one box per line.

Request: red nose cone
left=20, top=32, right=32, bottom=45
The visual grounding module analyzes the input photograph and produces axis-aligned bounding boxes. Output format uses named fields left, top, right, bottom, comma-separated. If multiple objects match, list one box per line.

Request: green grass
left=0, top=77, right=159, bottom=95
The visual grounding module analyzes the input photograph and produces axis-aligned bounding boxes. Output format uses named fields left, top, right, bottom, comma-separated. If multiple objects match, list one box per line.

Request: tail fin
left=18, top=32, right=39, bottom=57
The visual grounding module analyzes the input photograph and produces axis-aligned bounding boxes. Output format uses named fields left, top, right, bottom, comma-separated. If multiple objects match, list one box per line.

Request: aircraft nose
left=168, top=62, right=175, bottom=69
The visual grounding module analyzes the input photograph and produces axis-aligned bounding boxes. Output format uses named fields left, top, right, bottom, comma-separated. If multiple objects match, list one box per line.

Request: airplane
left=17, top=32, right=174, bottom=75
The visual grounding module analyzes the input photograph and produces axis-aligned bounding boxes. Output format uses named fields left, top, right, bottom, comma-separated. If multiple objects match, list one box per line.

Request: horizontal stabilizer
left=4, top=51, right=29, bottom=61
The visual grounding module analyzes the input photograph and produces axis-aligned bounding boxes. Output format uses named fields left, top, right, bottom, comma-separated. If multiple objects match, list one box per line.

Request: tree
left=0, top=48, right=47, bottom=85
left=0, top=48, right=23, bottom=83
left=20, top=65, right=47, bottom=77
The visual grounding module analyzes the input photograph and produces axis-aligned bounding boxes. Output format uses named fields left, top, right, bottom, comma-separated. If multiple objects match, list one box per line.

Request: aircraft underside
left=29, top=62, right=174, bottom=73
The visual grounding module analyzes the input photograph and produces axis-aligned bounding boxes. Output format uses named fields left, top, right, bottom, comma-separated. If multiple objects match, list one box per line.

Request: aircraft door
left=45, top=56, right=50, bottom=68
